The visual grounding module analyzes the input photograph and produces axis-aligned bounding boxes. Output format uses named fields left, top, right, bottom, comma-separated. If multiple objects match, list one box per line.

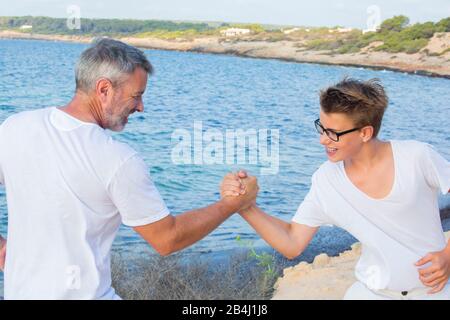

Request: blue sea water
left=0, top=39, right=449, bottom=292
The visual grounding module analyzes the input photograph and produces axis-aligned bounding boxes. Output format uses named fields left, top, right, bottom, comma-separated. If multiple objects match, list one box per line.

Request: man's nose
left=136, top=99, right=144, bottom=112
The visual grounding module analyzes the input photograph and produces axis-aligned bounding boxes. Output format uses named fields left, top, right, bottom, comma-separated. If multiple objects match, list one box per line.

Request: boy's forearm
left=241, top=206, right=291, bottom=231
left=239, top=205, right=299, bottom=258
left=444, top=238, right=450, bottom=256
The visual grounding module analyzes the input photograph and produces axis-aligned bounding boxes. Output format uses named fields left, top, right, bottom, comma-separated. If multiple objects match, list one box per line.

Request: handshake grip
left=220, top=170, right=259, bottom=213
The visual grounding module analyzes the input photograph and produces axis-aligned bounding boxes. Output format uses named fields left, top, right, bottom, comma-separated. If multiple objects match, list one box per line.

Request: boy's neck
left=345, top=138, right=390, bottom=172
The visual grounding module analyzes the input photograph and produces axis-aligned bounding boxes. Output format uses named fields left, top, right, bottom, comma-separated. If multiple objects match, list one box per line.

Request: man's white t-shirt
left=0, top=107, right=170, bottom=299
left=293, top=140, right=450, bottom=291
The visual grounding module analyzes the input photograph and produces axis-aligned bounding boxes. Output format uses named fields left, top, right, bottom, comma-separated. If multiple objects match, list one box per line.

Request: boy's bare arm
left=239, top=205, right=317, bottom=259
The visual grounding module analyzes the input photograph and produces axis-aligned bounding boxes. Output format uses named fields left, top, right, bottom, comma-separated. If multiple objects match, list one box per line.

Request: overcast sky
left=1, top=0, right=449, bottom=28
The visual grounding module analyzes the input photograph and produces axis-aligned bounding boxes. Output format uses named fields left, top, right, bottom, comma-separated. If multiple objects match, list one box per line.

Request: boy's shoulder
left=392, top=139, right=428, bottom=148
left=391, top=139, right=433, bottom=158
left=312, top=140, right=434, bottom=180
left=312, top=160, right=340, bottom=183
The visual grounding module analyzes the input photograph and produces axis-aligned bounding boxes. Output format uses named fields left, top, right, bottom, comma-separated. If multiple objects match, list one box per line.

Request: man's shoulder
left=0, top=108, right=53, bottom=139
left=1, top=107, right=50, bottom=127
left=101, top=135, right=138, bottom=161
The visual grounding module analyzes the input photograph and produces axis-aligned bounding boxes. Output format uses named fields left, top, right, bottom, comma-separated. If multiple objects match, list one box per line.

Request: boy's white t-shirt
left=0, top=107, right=170, bottom=299
left=293, top=140, right=450, bottom=291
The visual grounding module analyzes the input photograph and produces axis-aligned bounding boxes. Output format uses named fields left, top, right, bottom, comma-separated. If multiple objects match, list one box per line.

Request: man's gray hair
left=75, top=38, right=153, bottom=93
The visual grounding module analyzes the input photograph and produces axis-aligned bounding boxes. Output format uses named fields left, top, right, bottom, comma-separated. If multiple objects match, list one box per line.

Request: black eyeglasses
left=314, top=119, right=361, bottom=142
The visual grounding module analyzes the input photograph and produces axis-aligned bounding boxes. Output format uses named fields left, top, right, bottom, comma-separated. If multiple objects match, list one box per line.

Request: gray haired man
left=0, top=38, right=257, bottom=299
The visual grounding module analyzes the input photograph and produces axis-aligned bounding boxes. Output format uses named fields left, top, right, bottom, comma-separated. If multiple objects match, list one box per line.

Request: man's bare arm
left=0, top=234, right=6, bottom=271
left=134, top=175, right=259, bottom=256
left=134, top=200, right=235, bottom=256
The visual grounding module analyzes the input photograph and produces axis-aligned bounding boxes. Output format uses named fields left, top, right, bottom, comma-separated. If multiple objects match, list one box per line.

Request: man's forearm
left=169, top=200, right=235, bottom=253
left=0, top=234, right=5, bottom=252
left=239, top=205, right=299, bottom=258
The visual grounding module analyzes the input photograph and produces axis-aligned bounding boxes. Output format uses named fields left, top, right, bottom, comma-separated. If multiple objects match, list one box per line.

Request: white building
left=19, top=25, right=33, bottom=30
left=283, top=27, right=301, bottom=35
left=220, top=28, right=251, bottom=37
left=362, top=27, right=379, bottom=34
left=329, top=27, right=353, bottom=33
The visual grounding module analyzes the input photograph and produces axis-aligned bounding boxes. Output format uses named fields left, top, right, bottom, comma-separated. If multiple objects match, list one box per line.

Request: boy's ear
left=360, top=126, right=374, bottom=142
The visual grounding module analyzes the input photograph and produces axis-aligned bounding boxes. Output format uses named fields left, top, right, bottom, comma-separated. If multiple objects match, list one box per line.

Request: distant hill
left=1, top=15, right=449, bottom=55
left=0, top=16, right=214, bottom=35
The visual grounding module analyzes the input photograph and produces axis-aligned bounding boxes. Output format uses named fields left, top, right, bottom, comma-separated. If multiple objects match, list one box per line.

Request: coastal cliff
left=1, top=30, right=449, bottom=78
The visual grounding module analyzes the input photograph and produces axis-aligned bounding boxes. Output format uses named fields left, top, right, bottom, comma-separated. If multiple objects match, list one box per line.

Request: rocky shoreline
left=1, top=30, right=449, bottom=78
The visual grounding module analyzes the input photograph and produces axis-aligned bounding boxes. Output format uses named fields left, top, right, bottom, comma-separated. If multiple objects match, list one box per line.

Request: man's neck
left=59, top=91, right=106, bottom=128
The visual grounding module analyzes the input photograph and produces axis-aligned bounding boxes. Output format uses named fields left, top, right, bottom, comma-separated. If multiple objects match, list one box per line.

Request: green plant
left=379, top=15, right=410, bottom=33
left=0, top=16, right=212, bottom=36
left=435, top=17, right=450, bottom=32
left=235, top=235, right=277, bottom=281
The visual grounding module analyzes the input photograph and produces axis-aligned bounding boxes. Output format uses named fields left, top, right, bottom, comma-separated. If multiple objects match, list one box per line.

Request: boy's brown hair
left=320, top=78, right=389, bottom=138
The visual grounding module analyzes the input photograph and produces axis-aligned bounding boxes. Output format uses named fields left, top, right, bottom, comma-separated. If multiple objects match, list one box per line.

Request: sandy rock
left=272, top=231, right=450, bottom=300
left=313, top=253, right=330, bottom=267
left=360, top=41, right=384, bottom=53
left=421, top=32, right=450, bottom=55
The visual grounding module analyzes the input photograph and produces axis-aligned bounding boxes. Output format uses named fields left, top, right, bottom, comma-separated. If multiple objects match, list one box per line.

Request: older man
left=0, top=38, right=258, bottom=299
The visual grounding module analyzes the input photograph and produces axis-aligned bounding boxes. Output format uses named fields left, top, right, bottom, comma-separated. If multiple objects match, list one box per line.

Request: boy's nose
left=319, top=132, right=331, bottom=145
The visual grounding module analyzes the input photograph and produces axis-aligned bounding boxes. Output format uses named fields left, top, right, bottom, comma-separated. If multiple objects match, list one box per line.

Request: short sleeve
left=421, top=143, right=450, bottom=195
left=107, top=154, right=170, bottom=227
left=292, top=172, right=331, bottom=227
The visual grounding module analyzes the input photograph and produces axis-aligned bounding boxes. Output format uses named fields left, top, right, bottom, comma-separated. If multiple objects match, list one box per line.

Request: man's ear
left=360, top=126, right=374, bottom=142
left=95, top=78, right=113, bottom=103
